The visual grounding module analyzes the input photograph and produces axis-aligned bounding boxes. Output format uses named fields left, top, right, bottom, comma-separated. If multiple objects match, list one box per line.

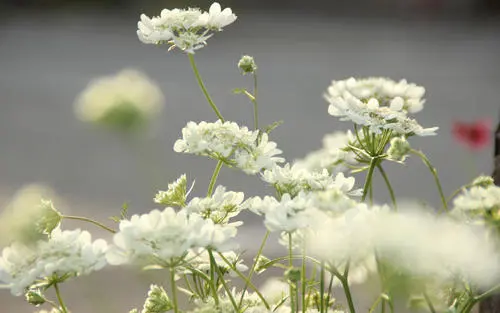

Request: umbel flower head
left=0, top=228, right=108, bottom=296
left=238, top=55, right=257, bottom=75
left=74, top=69, right=164, bottom=132
left=325, top=77, right=438, bottom=136
left=137, top=2, right=237, bottom=53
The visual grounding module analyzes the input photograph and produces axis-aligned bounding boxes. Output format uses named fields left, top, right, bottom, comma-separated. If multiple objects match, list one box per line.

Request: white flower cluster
left=174, top=120, right=284, bottom=174
left=74, top=69, right=164, bottom=130
left=106, top=207, right=238, bottom=267
left=293, top=131, right=356, bottom=173
left=452, top=184, right=500, bottom=212
left=325, top=77, right=438, bottom=136
left=154, top=174, right=190, bottom=207
left=137, top=2, right=236, bottom=53
left=262, top=164, right=360, bottom=197
left=0, top=228, right=107, bottom=296
left=188, top=290, right=264, bottom=313
left=184, top=186, right=245, bottom=224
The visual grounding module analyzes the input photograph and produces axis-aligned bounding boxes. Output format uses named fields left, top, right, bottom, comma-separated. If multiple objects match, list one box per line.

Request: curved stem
left=362, top=158, right=378, bottom=202
left=207, top=250, right=220, bottom=306
left=217, top=252, right=271, bottom=310
left=376, top=164, right=397, bottom=210
left=253, top=73, right=259, bottom=130
left=289, top=233, right=297, bottom=313
left=340, top=274, right=356, bottom=313
left=423, top=292, right=437, bottom=313
left=207, top=160, right=223, bottom=197
left=170, top=268, right=180, bottom=313
left=411, top=150, right=448, bottom=211
left=188, top=53, right=225, bottom=122
left=239, top=231, right=270, bottom=308
left=320, top=262, right=325, bottom=313
left=210, top=251, right=238, bottom=311
left=54, top=283, right=69, bottom=313
left=62, top=215, right=116, bottom=234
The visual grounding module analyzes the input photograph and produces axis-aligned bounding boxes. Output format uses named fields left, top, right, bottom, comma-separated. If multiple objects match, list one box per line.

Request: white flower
left=184, top=186, right=245, bottom=223
left=74, top=69, right=164, bottom=131
left=137, top=2, right=236, bottom=53
left=452, top=185, right=500, bottom=212
left=181, top=249, right=247, bottom=277
left=106, top=208, right=238, bottom=267
left=0, top=228, right=108, bottom=296
left=174, top=120, right=284, bottom=174
left=325, top=77, right=437, bottom=136
left=294, top=131, right=356, bottom=173
left=308, top=205, right=500, bottom=288
left=154, top=174, right=190, bottom=207
left=188, top=289, right=263, bottom=313
left=259, top=278, right=289, bottom=304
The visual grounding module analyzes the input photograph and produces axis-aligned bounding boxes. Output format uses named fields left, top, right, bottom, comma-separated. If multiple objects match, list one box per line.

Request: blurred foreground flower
left=74, top=69, right=164, bottom=132
left=452, top=119, right=491, bottom=150
left=0, top=184, right=62, bottom=246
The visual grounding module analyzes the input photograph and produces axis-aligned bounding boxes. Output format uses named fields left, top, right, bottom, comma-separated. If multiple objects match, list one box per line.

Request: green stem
left=320, top=262, right=325, bottom=313
left=207, top=250, right=220, bottom=306
left=207, top=160, right=223, bottom=197
left=170, top=268, right=180, bottom=313
left=289, top=233, right=297, bottom=313
left=62, top=215, right=116, bottom=233
left=188, top=53, right=225, bottom=121
left=368, top=295, right=382, bottom=313
left=210, top=251, right=238, bottom=311
left=54, top=283, right=69, bottom=313
left=476, top=283, right=500, bottom=301
left=376, top=164, right=397, bottom=210
left=217, top=252, right=271, bottom=310
left=239, top=231, right=270, bottom=308
left=302, top=245, right=308, bottom=313
left=362, top=158, right=378, bottom=202
left=339, top=275, right=356, bottom=313
left=423, top=293, right=437, bottom=313
left=411, top=150, right=448, bottom=211
left=252, top=73, right=259, bottom=130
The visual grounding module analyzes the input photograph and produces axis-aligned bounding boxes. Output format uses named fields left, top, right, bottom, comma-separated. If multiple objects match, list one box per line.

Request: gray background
left=0, top=1, right=499, bottom=312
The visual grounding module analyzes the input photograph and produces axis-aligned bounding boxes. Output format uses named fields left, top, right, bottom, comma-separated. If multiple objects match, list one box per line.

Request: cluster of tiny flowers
left=0, top=228, right=107, bottom=296
left=184, top=186, right=245, bottom=224
left=293, top=131, right=356, bottom=174
left=262, top=164, right=361, bottom=198
left=179, top=249, right=247, bottom=277
left=452, top=184, right=500, bottom=212
left=154, top=174, right=190, bottom=207
left=188, top=290, right=264, bottom=313
left=74, top=69, right=164, bottom=131
left=137, top=2, right=236, bottom=53
left=325, top=77, right=438, bottom=136
left=174, top=120, right=284, bottom=174
left=106, top=208, right=238, bottom=267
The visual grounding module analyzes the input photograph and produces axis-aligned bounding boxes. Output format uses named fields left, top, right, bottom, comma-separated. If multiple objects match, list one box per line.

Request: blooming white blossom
left=174, top=120, right=284, bottom=174
left=184, top=186, right=245, bottom=223
left=137, top=3, right=236, bottom=53
left=0, top=228, right=108, bottom=296
left=325, top=77, right=438, bottom=136
left=75, top=69, right=164, bottom=131
left=452, top=184, right=500, bottom=212
left=308, top=205, right=500, bottom=288
left=106, top=208, right=238, bottom=267
left=294, top=131, right=356, bottom=173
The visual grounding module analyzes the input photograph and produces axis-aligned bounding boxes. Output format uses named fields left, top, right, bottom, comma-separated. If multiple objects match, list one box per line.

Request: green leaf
left=265, top=121, right=284, bottom=134
left=110, top=202, right=130, bottom=223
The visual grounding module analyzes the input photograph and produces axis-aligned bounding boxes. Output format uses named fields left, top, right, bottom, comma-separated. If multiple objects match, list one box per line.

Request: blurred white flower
left=184, top=186, right=245, bottom=224
left=74, top=69, right=164, bottom=131
left=308, top=205, right=500, bottom=288
left=188, top=289, right=263, bottom=313
left=294, top=131, right=356, bottom=174
left=0, top=184, right=62, bottom=246
left=325, top=77, right=437, bottom=136
left=106, top=208, right=238, bottom=267
left=174, top=120, right=284, bottom=174
left=452, top=185, right=500, bottom=212
left=137, top=2, right=236, bottom=53
left=0, top=228, right=108, bottom=296
left=259, top=278, right=289, bottom=304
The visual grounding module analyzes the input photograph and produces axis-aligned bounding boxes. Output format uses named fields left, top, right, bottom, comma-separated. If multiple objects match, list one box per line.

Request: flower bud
left=25, top=289, right=46, bottom=306
left=387, top=137, right=411, bottom=162
left=238, top=55, right=257, bottom=75
left=142, top=284, right=173, bottom=313
left=470, top=175, right=494, bottom=188
left=36, top=199, right=62, bottom=235
left=285, top=268, right=301, bottom=283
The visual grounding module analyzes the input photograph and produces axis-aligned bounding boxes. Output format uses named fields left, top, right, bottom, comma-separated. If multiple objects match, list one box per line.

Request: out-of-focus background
left=1, top=0, right=499, bottom=312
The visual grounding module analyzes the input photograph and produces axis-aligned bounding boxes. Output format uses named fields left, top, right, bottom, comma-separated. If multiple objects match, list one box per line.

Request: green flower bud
left=387, top=137, right=411, bottom=162
left=254, top=255, right=271, bottom=274
left=285, top=268, right=301, bottom=283
left=238, top=55, right=257, bottom=75
left=142, top=285, right=173, bottom=313
left=154, top=175, right=188, bottom=207
left=36, top=199, right=62, bottom=235
left=470, top=175, right=494, bottom=188
left=25, top=289, right=46, bottom=306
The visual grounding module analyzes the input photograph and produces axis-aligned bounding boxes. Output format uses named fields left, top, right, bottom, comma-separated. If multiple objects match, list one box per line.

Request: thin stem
left=423, top=292, right=437, bottom=313
left=302, top=245, right=308, bottom=313
left=411, top=149, right=448, bottom=211
left=217, top=252, right=271, bottom=310
left=476, top=283, right=500, bottom=301
left=368, top=295, right=382, bottom=313
left=376, top=164, right=397, bottom=210
left=239, top=231, right=270, bottom=308
left=320, top=262, right=325, bottom=313
left=253, top=73, right=259, bottom=130
left=210, top=251, right=238, bottom=311
left=207, top=160, right=223, bottom=197
left=170, top=268, right=180, bottom=313
left=289, top=233, right=297, bottom=313
left=339, top=275, right=356, bottom=313
left=54, top=283, right=69, bottom=313
left=362, top=158, right=378, bottom=201
left=207, top=250, right=220, bottom=306
left=188, top=53, right=224, bottom=121
left=62, top=215, right=116, bottom=234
